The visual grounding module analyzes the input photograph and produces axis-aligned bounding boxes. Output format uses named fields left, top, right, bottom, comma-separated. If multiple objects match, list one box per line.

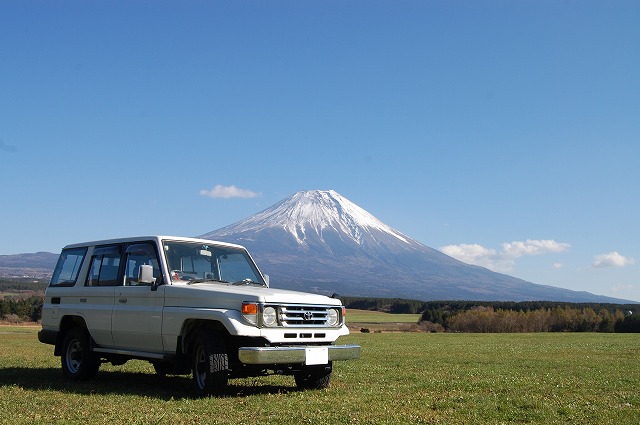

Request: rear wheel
left=294, top=363, right=332, bottom=390
left=192, top=329, right=229, bottom=397
left=61, top=327, right=100, bottom=380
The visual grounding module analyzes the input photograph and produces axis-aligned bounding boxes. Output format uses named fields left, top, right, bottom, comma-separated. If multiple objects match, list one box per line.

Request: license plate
left=305, top=347, right=328, bottom=365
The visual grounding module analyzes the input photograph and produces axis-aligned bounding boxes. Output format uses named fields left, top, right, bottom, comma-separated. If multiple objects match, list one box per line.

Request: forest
left=1, top=280, right=639, bottom=332
left=342, top=296, right=640, bottom=333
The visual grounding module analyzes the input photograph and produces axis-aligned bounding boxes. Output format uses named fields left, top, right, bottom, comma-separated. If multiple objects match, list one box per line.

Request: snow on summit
left=209, top=190, right=409, bottom=245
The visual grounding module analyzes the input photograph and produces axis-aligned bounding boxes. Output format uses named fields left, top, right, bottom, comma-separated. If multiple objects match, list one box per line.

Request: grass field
left=347, top=309, right=422, bottom=324
left=1, top=325, right=639, bottom=424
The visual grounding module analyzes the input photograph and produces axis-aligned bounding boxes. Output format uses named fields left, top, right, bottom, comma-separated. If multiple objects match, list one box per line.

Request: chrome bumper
left=238, top=344, right=361, bottom=365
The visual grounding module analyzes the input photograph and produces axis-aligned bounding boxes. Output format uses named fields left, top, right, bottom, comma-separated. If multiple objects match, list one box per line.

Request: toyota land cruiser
left=38, top=236, right=360, bottom=396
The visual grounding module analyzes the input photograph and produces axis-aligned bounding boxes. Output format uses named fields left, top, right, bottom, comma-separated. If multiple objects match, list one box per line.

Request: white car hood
left=163, top=282, right=342, bottom=309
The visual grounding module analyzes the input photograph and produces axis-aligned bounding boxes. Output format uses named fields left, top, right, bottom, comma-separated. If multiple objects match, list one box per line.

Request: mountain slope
left=0, top=252, right=59, bottom=278
left=200, top=190, right=627, bottom=303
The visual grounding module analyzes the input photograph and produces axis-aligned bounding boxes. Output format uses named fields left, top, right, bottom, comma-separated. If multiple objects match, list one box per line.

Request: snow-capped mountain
left=210, top=190, right=409, bottom=246
left=200, top=190, right=627, bottom=302
left=204, top=190, right=418, bottom=261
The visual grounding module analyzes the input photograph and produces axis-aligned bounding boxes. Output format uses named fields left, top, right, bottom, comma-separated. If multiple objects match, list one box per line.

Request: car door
left=111, top=242, right=165, bottom=352
left=80, top=245, right=123, bottom=347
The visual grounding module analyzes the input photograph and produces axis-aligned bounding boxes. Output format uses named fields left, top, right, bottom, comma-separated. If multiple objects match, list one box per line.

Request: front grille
left=277, top=305, right=332, bottom=327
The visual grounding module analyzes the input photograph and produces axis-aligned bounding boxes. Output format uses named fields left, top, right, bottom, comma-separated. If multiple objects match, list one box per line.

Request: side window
left=50, top=247, right=87, bottom=286
left=124, top=243, right=163, bottom=286
left=85, top=245, right=123, bottom=287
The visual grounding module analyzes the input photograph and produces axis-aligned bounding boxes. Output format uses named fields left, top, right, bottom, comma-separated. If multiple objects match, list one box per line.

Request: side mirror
left=138, top=264, right=157, bottom=285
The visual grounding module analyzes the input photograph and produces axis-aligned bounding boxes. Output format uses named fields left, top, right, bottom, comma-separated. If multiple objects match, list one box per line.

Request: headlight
left=263, top=306, right=278, bottom=327
left=327, top=308, right=340, bottom=327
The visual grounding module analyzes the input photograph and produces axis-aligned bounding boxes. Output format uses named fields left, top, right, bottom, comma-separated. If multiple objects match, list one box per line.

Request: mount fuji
left=199, top=190, right=626, bottom=303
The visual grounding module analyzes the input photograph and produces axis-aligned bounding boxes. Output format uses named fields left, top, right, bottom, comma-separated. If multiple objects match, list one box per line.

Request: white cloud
left=553, top=263, right=563, bottom=269
left=440, top=243, right=514, bottom=273
left=440, top=239, right=570, bottom=273
left=592, top=251, right=635, bottom=269
left=502, top=239, right=570, bottom=258
left=199, top=185, right=260, bottom=199
left=440, top=243, right=497, bottom=264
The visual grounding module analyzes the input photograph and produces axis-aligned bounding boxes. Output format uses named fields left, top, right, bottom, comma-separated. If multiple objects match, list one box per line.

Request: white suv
left=38, top=236, right=360, bottom=396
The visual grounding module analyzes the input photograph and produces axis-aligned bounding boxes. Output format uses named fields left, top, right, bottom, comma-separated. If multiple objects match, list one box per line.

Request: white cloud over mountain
left=502, top=240, right=570, bottom=257
left=200, top=185, right=260, bottom=199
left=439, top=243, right=506, bottom=271
left=440, top=239, right=570, bottom=273
left=592, top=251, right=635, bottom=268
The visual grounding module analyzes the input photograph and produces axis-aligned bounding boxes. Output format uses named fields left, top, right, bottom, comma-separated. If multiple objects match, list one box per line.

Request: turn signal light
left=242, top=302, right=258, bottom=326
left=242, top=303, right=258, bottom=315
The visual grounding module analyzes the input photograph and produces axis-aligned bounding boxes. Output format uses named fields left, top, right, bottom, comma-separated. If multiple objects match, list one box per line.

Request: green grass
left=1, top=326, right=639, bottom=424
left=347, top=309, right=421, bottom=323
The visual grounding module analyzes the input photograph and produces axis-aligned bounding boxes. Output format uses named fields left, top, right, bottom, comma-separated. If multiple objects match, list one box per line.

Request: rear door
left=81, top=245, right=123, bottom=347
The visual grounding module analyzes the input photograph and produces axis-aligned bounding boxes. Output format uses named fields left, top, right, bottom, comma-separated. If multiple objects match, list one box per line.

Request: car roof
left=62, top=236, right=245, bottom=250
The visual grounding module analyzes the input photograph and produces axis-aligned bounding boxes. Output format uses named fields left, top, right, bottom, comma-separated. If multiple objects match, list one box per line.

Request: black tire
left=61, top=327, right=100, bottom=380
left=192, top=329, right=229, bottom=397
left=294, top=363, right=332, bottom=390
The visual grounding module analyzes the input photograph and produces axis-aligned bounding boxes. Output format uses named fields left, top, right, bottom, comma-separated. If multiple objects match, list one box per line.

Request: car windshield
left=162, top=240, right=264, bottom=285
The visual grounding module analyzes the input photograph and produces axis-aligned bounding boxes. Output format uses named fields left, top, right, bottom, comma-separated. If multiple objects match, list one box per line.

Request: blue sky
left=1, top=1, right=638, bottom=301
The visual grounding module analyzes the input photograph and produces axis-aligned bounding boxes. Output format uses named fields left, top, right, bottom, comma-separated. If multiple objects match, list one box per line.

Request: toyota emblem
left=303, top=311, right=314, bottom=321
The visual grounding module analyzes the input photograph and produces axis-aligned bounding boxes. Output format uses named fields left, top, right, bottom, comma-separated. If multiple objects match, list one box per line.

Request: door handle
left=119, top=298, right=127, bottom=303
left=79, top=298, right=87, bottom=303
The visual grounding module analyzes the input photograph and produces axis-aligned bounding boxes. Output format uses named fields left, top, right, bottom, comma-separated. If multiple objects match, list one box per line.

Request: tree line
left=0, top=278, right=48, bottom=292
left=2, top=290, right=639, bottom=332
left=0, top=296, right=43, bottom=323
left=342, top=297, right=640, bottom=333
left=445, top=306, right=626, bottom=333
left=0, top=278, right=46, bottom=323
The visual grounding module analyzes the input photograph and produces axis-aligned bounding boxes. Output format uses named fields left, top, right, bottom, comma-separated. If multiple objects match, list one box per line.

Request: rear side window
left=86, top=245, right=123, bottom=287
left=50, top=247, right=87, bottom=286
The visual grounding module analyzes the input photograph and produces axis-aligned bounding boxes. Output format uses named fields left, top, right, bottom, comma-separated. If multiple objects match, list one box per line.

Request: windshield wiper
left=186, top=278, right=264, bottom=286
left=187, top=278, right=228, bottom=285
left=231, top=278, right=265, bottom=286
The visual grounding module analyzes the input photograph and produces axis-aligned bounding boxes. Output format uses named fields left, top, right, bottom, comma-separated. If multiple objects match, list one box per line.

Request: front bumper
left=238, top=344, right=361, bottom=365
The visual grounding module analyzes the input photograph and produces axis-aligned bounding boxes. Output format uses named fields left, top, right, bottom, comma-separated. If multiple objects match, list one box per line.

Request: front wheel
left=294, top=363, right=332, bottom=390
left=192, top=329, right=229, bottom=397
left=61, top=327, right=100, bottom=380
